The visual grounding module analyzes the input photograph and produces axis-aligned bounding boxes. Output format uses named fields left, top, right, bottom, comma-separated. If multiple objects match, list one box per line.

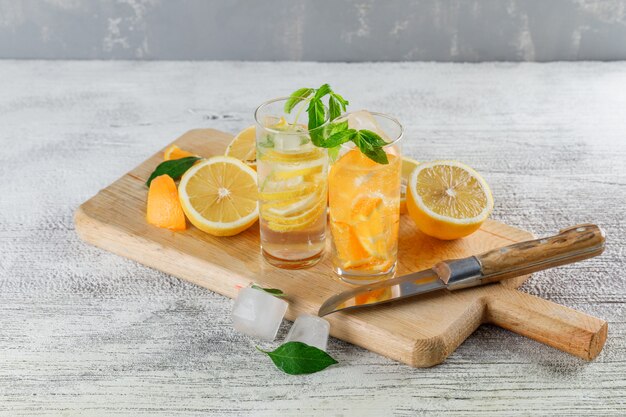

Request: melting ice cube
left=232, top=287, right=288, bottom=341
left=273, top=133, right=303, bottom=151
left=284, top=314, right=330, bottom=351
left=347, top=109, right=394, bottom=144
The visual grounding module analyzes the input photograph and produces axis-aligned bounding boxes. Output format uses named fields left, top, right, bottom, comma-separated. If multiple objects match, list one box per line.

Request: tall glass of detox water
left=328, top=111, right=403, bottom=284
left=254, top=98, right=330, bottom=269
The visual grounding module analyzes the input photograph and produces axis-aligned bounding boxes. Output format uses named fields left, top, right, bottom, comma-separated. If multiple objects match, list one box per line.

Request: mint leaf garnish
left=285, top=83, right=388, bottom=164
left=146, top=156, right=201, bottom=187
left=328, top=146, right=340, bottom=162
left=257, top=342, right=338, bottom=375
left=284, top=88, right=314, bottom=113
left=359, top=129, right=387, bottom=147
left=313, top=83, right=332, bottom=100
left=306, top=98, right=327, bottom=132
left=328, top=95, right=342, bottom=120
left=355, top=130, right=389, bottom=164
left=323, top=128, right=356, bottom=148
left=251, top=284, right=286, bottom=297
left=330, top=91, right=349, bottom=109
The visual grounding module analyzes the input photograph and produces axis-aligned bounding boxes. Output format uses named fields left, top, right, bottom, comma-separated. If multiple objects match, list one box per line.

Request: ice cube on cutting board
left=232, top=287, right=288, bottom=340
left=284, top=314, right=330, bottom=351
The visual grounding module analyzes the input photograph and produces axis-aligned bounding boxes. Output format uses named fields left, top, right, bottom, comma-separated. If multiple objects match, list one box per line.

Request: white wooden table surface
left=0, top=61, right=624, bottom=416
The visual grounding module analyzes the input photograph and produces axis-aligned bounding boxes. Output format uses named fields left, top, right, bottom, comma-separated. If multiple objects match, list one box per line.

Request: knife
left=318, top=224, right=605, bottom=317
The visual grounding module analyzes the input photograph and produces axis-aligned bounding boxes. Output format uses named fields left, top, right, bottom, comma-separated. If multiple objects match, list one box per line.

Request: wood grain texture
left=0, top=61, right=625, bottom=416
left=477, top=223, right=605, bottom=281
left=75, top=128, right=607, bottom=365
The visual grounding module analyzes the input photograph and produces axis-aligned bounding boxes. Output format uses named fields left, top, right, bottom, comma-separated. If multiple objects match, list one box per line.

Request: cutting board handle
left=485, top=288, right=607, bottom=360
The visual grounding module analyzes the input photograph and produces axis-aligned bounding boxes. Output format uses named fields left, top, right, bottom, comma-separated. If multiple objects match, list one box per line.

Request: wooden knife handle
left=485, top=288, right=607, bottom=360
left=476, top=224, right=605, bottom=284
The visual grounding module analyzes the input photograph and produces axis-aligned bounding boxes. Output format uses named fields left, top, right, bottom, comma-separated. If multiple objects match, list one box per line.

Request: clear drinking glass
left=254, top=97, right=330, bottom=269
left=328, top=111, right=403, bottom=284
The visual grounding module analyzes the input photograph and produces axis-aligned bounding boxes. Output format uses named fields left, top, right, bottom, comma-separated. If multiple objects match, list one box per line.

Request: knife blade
left=318, top=223, right=605, bottom=317
left=318, top=269, right=446, bottom=316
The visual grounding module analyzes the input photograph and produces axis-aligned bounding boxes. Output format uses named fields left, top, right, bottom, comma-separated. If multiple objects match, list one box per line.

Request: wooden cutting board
left=74, top=129, right=607, bottom=367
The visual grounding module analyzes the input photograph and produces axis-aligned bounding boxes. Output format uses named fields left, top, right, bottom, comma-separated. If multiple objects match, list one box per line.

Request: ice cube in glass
left=284, top=313, right=330, bottom=351
left=347, top=110, right=393, bottom=143
left=232, top=287, right=288, bottom=340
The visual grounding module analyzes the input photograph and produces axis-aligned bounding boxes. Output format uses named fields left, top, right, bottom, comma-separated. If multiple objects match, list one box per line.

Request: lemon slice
left=178, top=156, right=258, bottom=236
left=262, top=149, right=321, bottom=163
left=259, top=182, right=316, bottom=201
left=272, top=163, right=324, bottom=180
left=407, top=160, right=493, bottom=240
left=262, top=192, right=320, bottom=217
left=225, top=126, right=257, bottom=169
left=399, top=157, right=419, bottom=214
left=264, top=203, right=326, bottom=232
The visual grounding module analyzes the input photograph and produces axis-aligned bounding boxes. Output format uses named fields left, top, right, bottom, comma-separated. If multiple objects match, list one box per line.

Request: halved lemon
left=225, top=126, right=257, bottom=170
left=178, top=156, right=258, bottom=236
left=400, top=157, right=419, bottom=214
left=406, top=160, right=493, bottom=240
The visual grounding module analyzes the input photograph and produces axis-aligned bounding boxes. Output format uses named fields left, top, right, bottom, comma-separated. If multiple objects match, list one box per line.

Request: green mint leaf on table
left=284, top=88, right=314, bottom=113
left=257, top=342, right=338, bottom=375
left=251, top=284, right=286, bottom=297
left=146, top=156, right=201, bottom=187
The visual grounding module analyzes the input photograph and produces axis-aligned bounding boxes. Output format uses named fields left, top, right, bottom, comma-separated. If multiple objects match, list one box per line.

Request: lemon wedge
left=399, top=157, right=419, bottom=214
left=225, top=126, right=257, bottom=170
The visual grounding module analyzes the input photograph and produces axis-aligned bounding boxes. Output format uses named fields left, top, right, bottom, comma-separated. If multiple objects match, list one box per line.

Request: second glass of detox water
left=255, top=97, right=330, bottom=269
left=328, top=111, right=403, bottom=284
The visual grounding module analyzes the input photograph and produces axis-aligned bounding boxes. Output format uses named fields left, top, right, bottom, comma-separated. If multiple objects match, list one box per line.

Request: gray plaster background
left=1, top=0, right=626, bottom=61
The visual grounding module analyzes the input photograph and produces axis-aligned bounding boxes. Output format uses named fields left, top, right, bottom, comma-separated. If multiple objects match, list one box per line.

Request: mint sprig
left=256, top=342, right=338, bottom=375
left=285, top=84, right=388, bottom=164
left=146, top=156, right=201, bottom=187
left=251, top=284, right=286, bottom=297
left=284, top=88, right=314, bottom=113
